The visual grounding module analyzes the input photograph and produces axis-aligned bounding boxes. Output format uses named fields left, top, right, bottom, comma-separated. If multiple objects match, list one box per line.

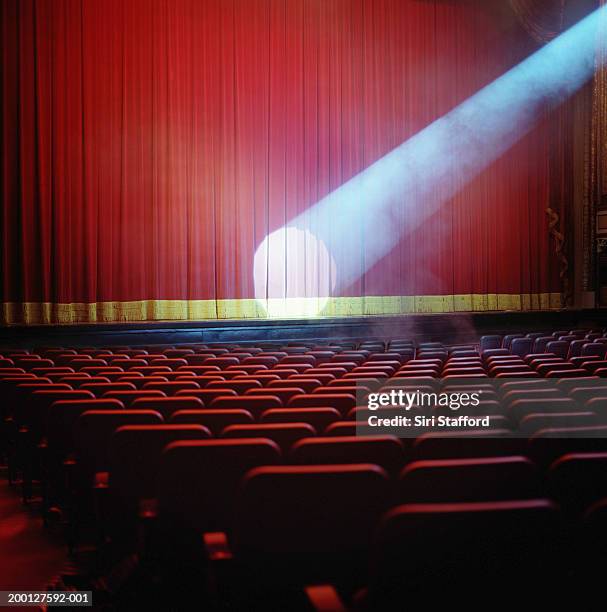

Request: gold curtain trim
left=1, top=293, right=564, bottom=325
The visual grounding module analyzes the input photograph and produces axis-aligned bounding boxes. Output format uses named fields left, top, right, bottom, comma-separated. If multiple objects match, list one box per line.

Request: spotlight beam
left=266, top=6, right=606, bottom=297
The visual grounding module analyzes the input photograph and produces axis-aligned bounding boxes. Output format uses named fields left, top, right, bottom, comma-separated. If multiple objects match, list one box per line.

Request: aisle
left=0, top=470, right=67, bottom=595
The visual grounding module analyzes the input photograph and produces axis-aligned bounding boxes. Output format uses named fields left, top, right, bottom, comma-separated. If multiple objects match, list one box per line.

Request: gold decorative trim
left=1, top=293, right=564, bottom=325
left=546, top=207, right=570, bottom=303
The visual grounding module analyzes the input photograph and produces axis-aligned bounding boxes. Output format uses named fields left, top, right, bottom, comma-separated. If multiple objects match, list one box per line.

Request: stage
left=2, top=309, right=607, bottom=349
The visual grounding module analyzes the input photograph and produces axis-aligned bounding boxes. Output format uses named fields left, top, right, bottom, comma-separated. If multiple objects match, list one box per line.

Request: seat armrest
left=94, top=471, right=109, bottom=489
left=204, top=531, right=233, bottom=561
left=139, top=497, right=158, bottom=520
left=305, top=585, right=347, bottom=612
left=137, top=498, right=158, bottom=558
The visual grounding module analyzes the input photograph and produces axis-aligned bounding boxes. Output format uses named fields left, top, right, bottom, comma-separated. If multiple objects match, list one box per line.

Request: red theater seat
left=367, top=499, right=560, bottom=606
left=74, top=409, right=164, bottom=474
left=261, top=408, right=341, bottom=431
left=412, top=430, right=525, bottom=460
left=170, top=409, right=253, bottom=434
left=287, top=393, right=356, bottom=415
left=528, top=426, right=607, bottom=466
left=210, top=395, right=283, bottom=417
left=102, top=389, right=166, bottom=407
left=519, top=412, right=599, bottom=434
left=232, top=464, right=390, bottom=587
left=245, top=386, right=304, bottom=404
left=117, top=375, right=168, bottom=388
left=47, top=398, right=125, bottom=459
left=397, top=456, right=539, bottom=503
left=548, top=452, right=607, bottom=515
left=206, top=379, right=262, bottom=394
left=545, top=368, right=589, bottom=378
left=80, top=381, right=137, bottom=397
left=149, top=358, right=188, bottom=369
left=323, top=421, right=366, bottom=436
left=107, top=424, right=210, bottom=512
left=157, top=439, right=281, bottom=532
left=131, top=396, right=204, bottom=419
left=507, top=398, right=578, bottom=421
left=221, top=423, right=316, bottom=452
left=176, top=387, right=238, bottom=404
left=289, top=436, right=405, bottom=474
left=142, top=381, right=200, bottom=395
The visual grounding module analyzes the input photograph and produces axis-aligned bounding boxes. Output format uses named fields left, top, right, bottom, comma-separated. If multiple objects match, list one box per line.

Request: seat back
left=546, top=341, right=569, bottom=359
left=369, top=499, right=560, bottom=604
left=47, top=398, right=124, bottom=457
left=261, top=408, right=341, bottom=430
left=398, top=456, right=539, bottom=503
left=549, top=452, right=607, bottom=515
left=75, top=409, right=163, bottom=473
left=109, top=424, right=211, bottom=506
left=169, top=408, right=253, bottom=434
left=510, top=337, right=533, bottom=358
left=289, top=436, right=405, bottom=474
left=157, top=439, right=281, bottom=531
left=221, top=423, right=316, bottom=452
left=130, top=396, right=204, bottom=419
left=209, top=395, right=283, bottom=417
left=233, top=464, right=390, bottom=583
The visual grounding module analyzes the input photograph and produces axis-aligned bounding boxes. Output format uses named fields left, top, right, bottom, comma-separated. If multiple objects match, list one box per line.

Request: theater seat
left=245, top=386, right=304, bottom=404
left=289, top=436, right=405, bottom=474
left=232, top=464, right=390, bottom=589
left=397, top=456, right=540, bottom=503
left=108, top=424, right=211, bottom=513
left=510, top=337, right=533, bottom=357
left=142, top=381, right=200, bottom=395
left=25, top=389, right=95, bottom=436
left=261, top=408, right=341, bottom=431
left=157, top=438, right=281, bottom=532
left=206, top=379, right=263, bottom=394
left=221, top=423, right=316, bottom=452
left=210, top=395, right=283, bottom=418
left=103, top=389, right=166, bottom=407
left=545, top=368, right=589, bottom=378
left=118, top=375, right=170, bottom=388
left=287, top=393, right=356, bottom=415
left=47, top=398, right=125, bottom=459
left=367, top=499, right=561, bottom=606
left=507, top=398, right=578, bottom=421
left=74, top=409, right=163, bottom=474
left=519, top=412, right=599, bottom=434
left=479, top=335, right=502, bottom=351
left=548, top=452, right=607, bottom=515
left=528, top=426, right=607, bottom=466
left=169, top=409, right=254, bottom=434
left=130, top=396, right=204, bottom=419
left=412, top=430, right=525, bottom=460
left=80, top=381, right=137, bottom=397
left=176, top=388, right=237, bottom=404
left=323, top=421, right=364, bottom=436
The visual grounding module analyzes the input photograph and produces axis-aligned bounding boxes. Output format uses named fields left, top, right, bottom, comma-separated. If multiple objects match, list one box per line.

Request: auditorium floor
left=0, top=469, right=67, bottom=595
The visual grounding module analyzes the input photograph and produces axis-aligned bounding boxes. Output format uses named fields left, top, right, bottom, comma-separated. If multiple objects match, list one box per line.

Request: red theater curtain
left=1, top=0, right=573, bottom=323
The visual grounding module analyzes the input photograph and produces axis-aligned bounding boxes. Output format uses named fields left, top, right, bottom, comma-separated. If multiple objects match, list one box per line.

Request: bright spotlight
left=254, top=226, right=337, bottom=317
